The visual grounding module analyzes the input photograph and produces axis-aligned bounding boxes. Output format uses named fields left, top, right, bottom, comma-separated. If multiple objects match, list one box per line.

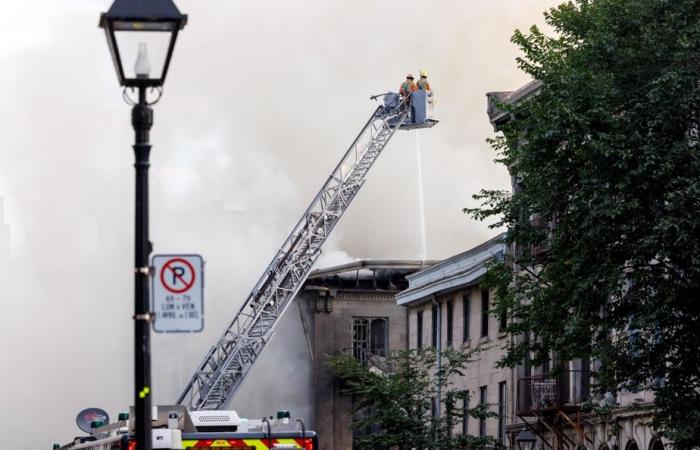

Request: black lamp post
left=516, top=429, right=537, bottom=450
left=99, top=2, right=186, bottom=450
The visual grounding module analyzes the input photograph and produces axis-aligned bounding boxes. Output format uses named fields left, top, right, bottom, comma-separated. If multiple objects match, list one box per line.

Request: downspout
left=432, top=296, right=441, bottom=420
left=405, top=303, right=410, bottom=351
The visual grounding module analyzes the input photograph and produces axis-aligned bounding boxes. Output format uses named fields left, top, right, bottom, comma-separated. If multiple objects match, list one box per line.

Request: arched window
left=649, top=438, right=664, bottom=450
left=352, top=317, right=388, bottom=363
left=625, top=440, right=639, bottom=450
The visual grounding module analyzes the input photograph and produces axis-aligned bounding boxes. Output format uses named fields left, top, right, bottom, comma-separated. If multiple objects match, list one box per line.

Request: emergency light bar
left=189, top=410, right=241, bottom=429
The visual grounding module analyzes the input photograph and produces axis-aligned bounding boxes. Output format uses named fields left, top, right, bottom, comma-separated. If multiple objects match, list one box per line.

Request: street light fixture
left=516, top=429, right=537, bottom=450
left=100, top=0, right=187, bottom=87
left=99, top=1, right=187, bottom=450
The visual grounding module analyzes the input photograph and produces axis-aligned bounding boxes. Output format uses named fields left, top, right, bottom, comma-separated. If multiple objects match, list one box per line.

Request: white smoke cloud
left=0, top=0, right=561, bottom=446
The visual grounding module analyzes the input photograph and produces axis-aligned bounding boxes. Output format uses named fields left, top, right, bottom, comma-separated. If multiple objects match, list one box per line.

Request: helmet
left=406, top=73, right=414, bottom=79
left=420, top=70, right=428, bottom=77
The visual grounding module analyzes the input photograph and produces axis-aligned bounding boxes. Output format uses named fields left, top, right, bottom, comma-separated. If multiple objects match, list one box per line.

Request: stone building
left=395, top=234, right=512, bottom=445
left=486, top=82, right=666, bottom=450
left=297, top=260, right=434, bottom=450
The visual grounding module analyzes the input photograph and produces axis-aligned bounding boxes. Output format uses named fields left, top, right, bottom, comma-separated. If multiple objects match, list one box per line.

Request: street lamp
left=516, top=429, right=537, bottom=450
left=99, top=2, right=187, bottom=450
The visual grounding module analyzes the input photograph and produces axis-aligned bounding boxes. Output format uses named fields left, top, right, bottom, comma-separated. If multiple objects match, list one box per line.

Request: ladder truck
left=176, top=89, right=437, bottom=411
left=53, top=90, right=436, bottom=450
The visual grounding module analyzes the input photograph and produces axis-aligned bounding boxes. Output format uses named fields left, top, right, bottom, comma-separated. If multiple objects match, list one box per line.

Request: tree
left=326, top=348, right=500, bottom=450
left=468, top=1, right=700, bottom=447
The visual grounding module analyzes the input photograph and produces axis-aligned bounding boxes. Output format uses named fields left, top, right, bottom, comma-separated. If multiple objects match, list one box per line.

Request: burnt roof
left=305, top=260, right=437, bottom=293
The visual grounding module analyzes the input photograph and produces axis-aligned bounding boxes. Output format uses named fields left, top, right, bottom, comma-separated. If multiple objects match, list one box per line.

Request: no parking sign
left=151, top=254, right=204, bottom=333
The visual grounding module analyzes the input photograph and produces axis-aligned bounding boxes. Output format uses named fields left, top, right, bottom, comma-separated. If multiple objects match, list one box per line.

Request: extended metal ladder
left=177, top=94, right=433, bottom=411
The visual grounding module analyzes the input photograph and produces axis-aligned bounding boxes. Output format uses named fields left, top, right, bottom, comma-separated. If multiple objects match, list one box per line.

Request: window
left=461, top=390, right=470, bottom=435
left=542, top=352, right=551, bottom=374
left=370, top=319, right=387, bottom=357
left=352, top=317, right=388, bottom=363
left=463, top=294, right=470, bottom=343
left=649, top=439, right=664, bottom=450
left=498, top=381, right=506, bottom=444
left=446, top=300, right=454, bottom=347
left=481, top=289, right=489, bottom=338
left=499, top=309, right=507, bottom=332
left=446, top=391, right=456, bottom=439
left=353, top=398, right=380, bottom=440
left=479, top=385, right=487, bottom=437
left=432, top=305, right=439, bottom=348
left=416, top=311, right=424, bottom=349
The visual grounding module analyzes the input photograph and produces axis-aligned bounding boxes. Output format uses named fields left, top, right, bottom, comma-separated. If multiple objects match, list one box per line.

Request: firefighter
left=416, top=70, right=431, bottom=93
left=400, top=73, right=417, bottom=97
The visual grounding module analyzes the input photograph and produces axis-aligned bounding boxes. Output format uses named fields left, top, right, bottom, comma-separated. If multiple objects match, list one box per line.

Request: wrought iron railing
left=517, top=370, right=590, bottom=415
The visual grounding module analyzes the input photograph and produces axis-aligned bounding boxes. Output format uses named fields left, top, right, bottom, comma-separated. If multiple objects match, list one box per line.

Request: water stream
left=415, top=132, right=428, bottom=261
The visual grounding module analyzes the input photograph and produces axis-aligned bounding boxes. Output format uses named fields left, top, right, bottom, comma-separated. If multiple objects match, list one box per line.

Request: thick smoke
left=0, top=0, right=559, bottom=446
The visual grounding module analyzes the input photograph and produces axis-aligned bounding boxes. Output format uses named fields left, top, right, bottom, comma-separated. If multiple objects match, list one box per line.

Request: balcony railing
left=517, top=370, right=590, bottom=416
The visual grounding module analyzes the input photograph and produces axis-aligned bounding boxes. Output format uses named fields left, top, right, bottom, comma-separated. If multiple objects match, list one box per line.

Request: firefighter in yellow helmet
left=400, top=73, right=418, bottom=97
left=417, top=70, right=431, bottom=92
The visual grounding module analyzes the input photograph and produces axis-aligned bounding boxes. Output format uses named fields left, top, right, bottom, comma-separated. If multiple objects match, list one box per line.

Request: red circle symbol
left=160, top=258, right=196, bottom=294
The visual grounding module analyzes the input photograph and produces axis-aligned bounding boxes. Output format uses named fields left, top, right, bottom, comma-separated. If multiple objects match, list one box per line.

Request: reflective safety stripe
left=182, top=439, right=307, bottom=449
left=182, top=439, right=255, bottom=449
left=243, top=440, right=270, bottom=450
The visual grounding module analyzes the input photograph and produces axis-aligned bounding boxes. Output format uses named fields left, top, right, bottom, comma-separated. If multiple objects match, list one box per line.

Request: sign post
left=151, top=254, right=204, bottom=333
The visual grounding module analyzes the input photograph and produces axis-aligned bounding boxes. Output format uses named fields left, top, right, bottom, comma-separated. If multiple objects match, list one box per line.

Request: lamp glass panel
left=114, top=30, right=172, bottom=80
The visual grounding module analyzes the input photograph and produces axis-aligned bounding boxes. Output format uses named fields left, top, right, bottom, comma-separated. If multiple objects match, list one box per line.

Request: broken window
left=353, top=317, right=388, bottom=364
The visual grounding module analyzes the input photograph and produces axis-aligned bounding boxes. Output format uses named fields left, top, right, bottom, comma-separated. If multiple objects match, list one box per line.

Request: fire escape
left=516, top=368, right=594, bottom=450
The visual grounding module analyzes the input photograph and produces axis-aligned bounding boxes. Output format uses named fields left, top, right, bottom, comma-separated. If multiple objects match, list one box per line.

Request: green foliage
left=326, top=348, right=501, bottom=450
left=468, top=0, right=700, bottom=447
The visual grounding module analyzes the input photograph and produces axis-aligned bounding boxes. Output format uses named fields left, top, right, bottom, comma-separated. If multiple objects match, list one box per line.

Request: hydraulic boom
left=177, top=91, right=436, bottom=411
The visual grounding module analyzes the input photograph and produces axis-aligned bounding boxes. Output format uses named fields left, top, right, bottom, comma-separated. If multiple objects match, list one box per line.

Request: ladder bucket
left=400, top=90, right=439, bottom=130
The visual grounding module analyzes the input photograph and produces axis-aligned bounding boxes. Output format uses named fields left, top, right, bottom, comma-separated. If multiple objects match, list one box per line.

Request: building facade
left=298, top=260, right=434, bottom=450
left=396, top=234, right=514, bottom=445
left=486, top=82, right=665, bottom=450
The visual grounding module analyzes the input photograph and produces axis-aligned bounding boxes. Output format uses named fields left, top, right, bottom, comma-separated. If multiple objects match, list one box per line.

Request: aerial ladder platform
left=176, top=90, right=437, bottom=411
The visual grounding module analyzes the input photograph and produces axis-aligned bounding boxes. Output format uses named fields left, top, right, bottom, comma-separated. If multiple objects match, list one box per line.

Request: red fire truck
left=54, top=407, right=317, bottom=450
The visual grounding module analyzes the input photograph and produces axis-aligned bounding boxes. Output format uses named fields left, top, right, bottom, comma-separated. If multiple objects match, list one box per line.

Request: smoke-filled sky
left=0, top=0, right=561, bottom=447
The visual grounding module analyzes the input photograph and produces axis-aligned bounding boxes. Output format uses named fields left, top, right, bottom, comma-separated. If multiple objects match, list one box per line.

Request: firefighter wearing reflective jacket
left=400, top=73, right=417, bottom=97
left=417, top=70, right=431, bottom=93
